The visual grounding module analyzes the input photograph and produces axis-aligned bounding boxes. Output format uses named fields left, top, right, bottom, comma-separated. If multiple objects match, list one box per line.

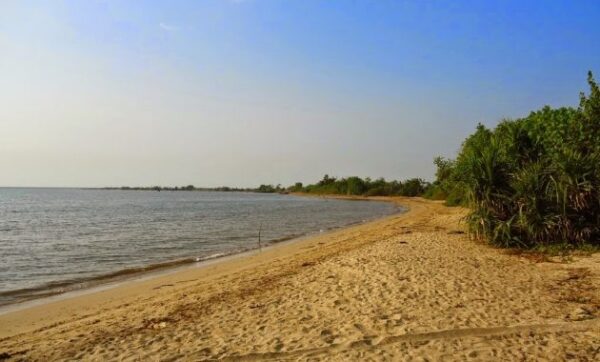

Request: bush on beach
left=431, top=72, right=600, bottom=248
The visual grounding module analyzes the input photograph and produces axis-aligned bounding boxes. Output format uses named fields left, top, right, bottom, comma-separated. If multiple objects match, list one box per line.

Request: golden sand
left=0, top=197, right=598, bottom=361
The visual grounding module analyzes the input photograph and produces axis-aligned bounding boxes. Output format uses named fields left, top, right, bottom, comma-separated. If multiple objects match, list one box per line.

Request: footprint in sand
left=320, top=329, right=336, bottom=344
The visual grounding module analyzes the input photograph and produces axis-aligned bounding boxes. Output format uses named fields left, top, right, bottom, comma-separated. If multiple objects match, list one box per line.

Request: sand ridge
left=0, top=197, right=598, bottom=361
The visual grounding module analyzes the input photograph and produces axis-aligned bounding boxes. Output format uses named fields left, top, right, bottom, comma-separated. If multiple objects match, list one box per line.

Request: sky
left=1, top=0, right=599, bottom=188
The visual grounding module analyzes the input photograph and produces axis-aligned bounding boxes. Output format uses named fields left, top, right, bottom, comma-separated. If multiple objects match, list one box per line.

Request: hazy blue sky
left=1, top=0, right=599, bottom=187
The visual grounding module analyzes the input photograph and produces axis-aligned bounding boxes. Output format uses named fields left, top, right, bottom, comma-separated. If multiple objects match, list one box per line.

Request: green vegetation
left=256, top=184, right=285, bottom=193
left=105, top=177, right=428, bottom=197
left=103, top=185, right=256, bottom=192
left=430, top=72, right=600, bottom=248
left=296, top=174, right=429, bottom=197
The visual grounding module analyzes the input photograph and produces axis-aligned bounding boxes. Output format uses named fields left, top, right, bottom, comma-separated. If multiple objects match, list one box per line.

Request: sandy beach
left=0, top=197, right=598, bottom=361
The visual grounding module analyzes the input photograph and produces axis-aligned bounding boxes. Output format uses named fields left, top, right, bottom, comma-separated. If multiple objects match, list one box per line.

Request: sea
left=0, top=188, right=401, bottom=306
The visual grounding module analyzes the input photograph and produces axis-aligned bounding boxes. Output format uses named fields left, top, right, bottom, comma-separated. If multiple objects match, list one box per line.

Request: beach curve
left=0, top=197, right=598, bottom=361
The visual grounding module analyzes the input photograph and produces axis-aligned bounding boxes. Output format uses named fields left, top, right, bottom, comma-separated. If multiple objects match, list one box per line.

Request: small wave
left=0, top=250, right=259, bottom=307
left=0, top=258, right=198, bottom=307
left=195, top=253, right=227, bottom=262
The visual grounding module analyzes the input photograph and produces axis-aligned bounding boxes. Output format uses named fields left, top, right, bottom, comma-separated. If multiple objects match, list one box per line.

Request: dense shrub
left=433, top=72, right=600, bottom=248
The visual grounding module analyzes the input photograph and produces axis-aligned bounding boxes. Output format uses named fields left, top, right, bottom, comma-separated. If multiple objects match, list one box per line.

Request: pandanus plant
left=437, top=72, right=600, bottom=248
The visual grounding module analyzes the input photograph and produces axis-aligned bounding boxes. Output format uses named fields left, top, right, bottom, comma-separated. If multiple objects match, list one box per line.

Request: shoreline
left=0, top=205, right=403, bottom=316
left=1, top=197, right=598, bottom=360
left=0, top=196, right=408, bottom=335
left=0, top=194, right=403, bottom=310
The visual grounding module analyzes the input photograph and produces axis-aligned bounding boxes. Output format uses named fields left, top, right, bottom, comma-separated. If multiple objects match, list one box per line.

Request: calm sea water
left=0, top=188, right=400, bottom=305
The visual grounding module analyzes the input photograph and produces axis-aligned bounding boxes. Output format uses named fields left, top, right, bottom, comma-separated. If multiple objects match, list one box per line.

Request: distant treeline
left=427, top=72, right=600, bottom=249
left=277, top=175, right=429, bottom=197
left=103, top=185, right=256, bottom=192
left=107, top=176, right=430, bottom=197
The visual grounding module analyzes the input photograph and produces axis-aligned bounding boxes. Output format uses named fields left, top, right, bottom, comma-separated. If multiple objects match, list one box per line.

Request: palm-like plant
left=435, top=72, right=600, bottom=248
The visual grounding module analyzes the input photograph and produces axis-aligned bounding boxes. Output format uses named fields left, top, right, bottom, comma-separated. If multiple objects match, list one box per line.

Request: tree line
left=108, top=177, right=429, bottom=196
left=278, top=175, right=429, bottom=197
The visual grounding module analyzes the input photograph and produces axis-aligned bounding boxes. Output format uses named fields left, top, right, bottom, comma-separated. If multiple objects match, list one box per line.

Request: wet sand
left=0, top=197, right=598, bottom=361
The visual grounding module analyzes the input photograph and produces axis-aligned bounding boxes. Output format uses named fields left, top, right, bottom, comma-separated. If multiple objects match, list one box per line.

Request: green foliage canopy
left=431, top=72, right=600, bottom=248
